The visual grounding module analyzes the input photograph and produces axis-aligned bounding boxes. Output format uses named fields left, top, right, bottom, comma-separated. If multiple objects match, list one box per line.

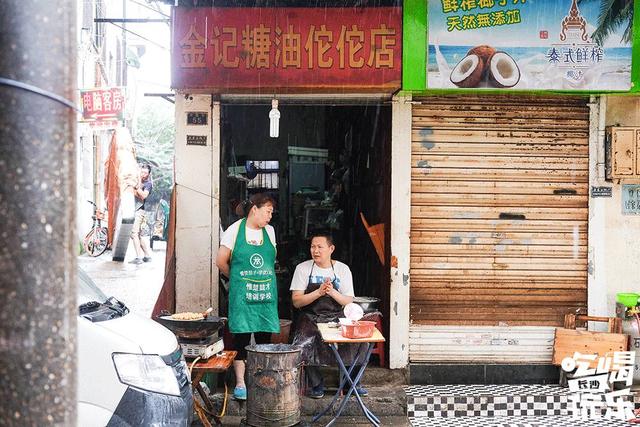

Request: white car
left=77, top=268, right=193, bottom=426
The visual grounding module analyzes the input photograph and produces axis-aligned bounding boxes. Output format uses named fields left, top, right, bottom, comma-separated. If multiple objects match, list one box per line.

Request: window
left=247, top=160, right=279, bottom=190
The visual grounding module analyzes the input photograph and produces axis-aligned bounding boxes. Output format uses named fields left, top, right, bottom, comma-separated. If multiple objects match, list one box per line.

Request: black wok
left=155, top=315, right=226, bottom=339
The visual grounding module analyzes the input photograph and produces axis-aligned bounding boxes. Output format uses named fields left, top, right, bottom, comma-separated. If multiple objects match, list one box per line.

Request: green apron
left=228, top=218, right=280, bottom=334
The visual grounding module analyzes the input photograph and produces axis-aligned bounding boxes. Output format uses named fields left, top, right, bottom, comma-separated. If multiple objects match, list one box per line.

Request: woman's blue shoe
left=233, top=385, right=247, bottom=400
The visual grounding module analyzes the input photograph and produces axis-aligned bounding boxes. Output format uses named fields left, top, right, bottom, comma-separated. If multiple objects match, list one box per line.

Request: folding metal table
left=313, top=323, right=386, bottom=426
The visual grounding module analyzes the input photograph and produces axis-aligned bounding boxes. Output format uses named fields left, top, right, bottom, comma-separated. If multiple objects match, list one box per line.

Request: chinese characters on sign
left=81, top=87, right=125, bottom=121
left=442, top=0, right=525, bottom=32
left=622, top=185, right=640, bottom=215
left=562, top=351, right=636, bottom=420
left=546, top=0, right=604, bottom=83
left=172, top=7, right=402, bottom=92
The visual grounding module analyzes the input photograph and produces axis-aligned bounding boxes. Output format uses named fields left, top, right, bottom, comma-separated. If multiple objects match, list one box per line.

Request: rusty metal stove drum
left=245, top=344, right=302, bottom=427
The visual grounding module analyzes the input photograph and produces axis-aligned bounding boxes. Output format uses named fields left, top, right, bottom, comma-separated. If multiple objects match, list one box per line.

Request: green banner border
left=402, top=0, right=640, bottom=95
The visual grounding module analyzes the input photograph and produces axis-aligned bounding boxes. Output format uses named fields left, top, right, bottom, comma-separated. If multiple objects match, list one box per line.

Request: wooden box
left=552, top=315, right=628, bottom=369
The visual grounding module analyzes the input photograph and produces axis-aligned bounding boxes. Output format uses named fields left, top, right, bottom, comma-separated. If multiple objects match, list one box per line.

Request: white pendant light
left=269, top=99, right=280, bottom=138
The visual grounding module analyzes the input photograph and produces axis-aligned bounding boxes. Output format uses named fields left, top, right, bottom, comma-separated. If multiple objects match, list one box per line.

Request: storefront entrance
left=218, top=103, right=391, bottom=323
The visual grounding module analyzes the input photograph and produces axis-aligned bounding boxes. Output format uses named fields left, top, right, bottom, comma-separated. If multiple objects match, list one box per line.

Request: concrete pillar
left=174, top=93, right=219, bottom=313
left=390, top=94, right=412, bottom=369
left=0, top=1, right=77, bottom=425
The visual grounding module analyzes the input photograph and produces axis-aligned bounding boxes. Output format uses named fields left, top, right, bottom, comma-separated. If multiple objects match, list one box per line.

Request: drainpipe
left=0, top=1, right=77, bottom=425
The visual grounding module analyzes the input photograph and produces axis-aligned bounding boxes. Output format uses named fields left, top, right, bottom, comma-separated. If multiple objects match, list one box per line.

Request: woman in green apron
left=216, top=193, right=280, bottom=400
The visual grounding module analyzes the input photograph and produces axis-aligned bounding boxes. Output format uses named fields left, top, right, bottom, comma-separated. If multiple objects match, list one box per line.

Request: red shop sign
left=171, top=7, right=402, bottom=93
left=81, top=87, right=125, bottom=121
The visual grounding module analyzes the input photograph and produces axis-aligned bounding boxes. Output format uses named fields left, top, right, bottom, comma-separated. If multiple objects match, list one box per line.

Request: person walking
left=216, top=193, right=280, bottom=400
left=129, top=163, right=153, bottom=265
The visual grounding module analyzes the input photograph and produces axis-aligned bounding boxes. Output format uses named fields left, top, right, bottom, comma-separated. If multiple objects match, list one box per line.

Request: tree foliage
left=132, top=98, right=175, bottom=210
left=578, top=0, right=634, bottom=45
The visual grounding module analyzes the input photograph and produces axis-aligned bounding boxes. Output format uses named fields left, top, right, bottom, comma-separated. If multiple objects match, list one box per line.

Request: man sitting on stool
left=290, top=232, right=368, bottom=399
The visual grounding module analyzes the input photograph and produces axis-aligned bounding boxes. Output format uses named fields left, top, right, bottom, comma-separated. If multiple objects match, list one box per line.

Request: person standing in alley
left=129, top=163, right=153, bottom=265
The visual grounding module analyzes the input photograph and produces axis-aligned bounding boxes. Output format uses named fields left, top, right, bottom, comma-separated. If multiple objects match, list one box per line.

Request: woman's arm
left=216, top=246, right=231, bottom=278
left=291, top=289, right=325, bottom=309
left=327, top=287, right=353, bottom=306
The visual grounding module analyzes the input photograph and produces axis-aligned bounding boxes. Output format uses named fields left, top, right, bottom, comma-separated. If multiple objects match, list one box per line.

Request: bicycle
left=83, top=200, right=108, bottom=257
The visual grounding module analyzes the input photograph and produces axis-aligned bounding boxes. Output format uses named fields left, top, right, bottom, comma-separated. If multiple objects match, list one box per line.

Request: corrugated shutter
left=410, top=95, right=589, bottom=328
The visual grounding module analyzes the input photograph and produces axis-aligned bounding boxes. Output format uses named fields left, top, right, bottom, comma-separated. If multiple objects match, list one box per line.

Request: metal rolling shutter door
left=410, top=95, right=589, bottom=327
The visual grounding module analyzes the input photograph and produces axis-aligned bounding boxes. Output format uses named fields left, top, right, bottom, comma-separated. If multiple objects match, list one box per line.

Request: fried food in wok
left=170, top=312, right=204, bottom=321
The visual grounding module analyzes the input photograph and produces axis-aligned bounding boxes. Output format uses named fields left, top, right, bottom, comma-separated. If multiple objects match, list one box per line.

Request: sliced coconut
left=450, top=54, right=484, bottom=88
left=467, top=45, right=496, bottom=65
left=488, top=51, right=520, bottom=88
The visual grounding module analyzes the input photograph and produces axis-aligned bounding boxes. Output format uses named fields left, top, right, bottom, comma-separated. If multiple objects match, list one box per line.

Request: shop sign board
left=186, top=135, right=208, bottom=146
left=172, top=7, right=402, bottom=92
left=80, top=87, right=125, bottom=121
left=403, top=0, right=636, bottom=92
left=591, top=186, right=612, bottom=198
left=622, top=184, right=640, bottom=215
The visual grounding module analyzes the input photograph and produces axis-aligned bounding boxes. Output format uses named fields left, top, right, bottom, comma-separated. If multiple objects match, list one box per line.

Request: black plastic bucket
left=245, top=344, right=301, bottom=427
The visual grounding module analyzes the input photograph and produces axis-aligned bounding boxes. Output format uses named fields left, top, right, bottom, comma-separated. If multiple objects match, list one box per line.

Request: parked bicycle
left=83, top=200, right=108, bottom=257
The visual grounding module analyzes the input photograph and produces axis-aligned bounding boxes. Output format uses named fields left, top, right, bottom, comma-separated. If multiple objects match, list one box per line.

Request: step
left=207, top=384, right=407, bottom=417
left=405, top=384, right=640, bottom=418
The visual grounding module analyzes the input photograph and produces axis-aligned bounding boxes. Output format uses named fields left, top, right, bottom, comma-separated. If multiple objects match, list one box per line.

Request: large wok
left=155, top=314, right=226, bottom=339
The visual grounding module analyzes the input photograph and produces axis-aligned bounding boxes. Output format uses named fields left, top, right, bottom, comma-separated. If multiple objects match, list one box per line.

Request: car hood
left=96, top=312, right=178, bottom=355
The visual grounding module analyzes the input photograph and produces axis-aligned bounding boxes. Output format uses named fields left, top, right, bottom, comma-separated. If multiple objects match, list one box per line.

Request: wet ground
left=77, top=239, right=166, bottom=318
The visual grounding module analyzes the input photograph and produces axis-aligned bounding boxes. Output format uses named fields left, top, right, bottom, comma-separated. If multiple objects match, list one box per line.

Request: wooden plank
left=413, top=95, right=589, bottom=107
left=412, top=206, right=588, bottom=220
left=413, top=155, right=589, bottom=170
left=411, top=193, right=588, bottom=208
left=410, top=230, right=587, bottom=244
left=408, top=278, right=586, bottom=287
left=411, top=141, right=589, bottom=157
left=412, top=116, right=589, bottom=130
left=552, top=329, right=629, bottom=367
left=410, top=257, right=588, bottom=270
left=412, top=107, right=589, bottom=120
left=412, top=291, right=587, bottom=300
left=410, top=243, right=586, bottom=258
left=410, top=218, right=587, bottom=233
left=411, top=168, right=589, bottom=182
left=411, top=129, right=590, bottom=144
left=411, top=181, right=588, bottom=196
left=410, top=268, right=587, bottom=278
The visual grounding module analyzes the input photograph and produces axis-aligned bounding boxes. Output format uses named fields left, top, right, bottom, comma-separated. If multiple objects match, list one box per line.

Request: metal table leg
left=311, top=343, right=368, bottom=423
left=315, top=343, right=380, bottom=427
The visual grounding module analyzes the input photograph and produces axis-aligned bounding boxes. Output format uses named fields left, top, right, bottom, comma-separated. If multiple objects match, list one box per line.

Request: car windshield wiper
left=104, top=296, right=129, bottom=316
left=79, top=301, right=103, bottom=315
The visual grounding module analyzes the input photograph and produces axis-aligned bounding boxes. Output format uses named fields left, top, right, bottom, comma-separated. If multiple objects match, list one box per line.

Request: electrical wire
left=107, top=22, right=169, bottom=50
left=0, top=77, right=81, bottom=112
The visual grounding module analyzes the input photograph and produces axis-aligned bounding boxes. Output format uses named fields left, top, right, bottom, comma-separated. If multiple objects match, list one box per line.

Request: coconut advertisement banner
left=427, top=0, right=633, bottom=91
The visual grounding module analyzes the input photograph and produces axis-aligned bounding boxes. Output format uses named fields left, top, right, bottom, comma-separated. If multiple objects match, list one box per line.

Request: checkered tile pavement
left=405, top=384, right=640, bottom=419
left=408, top=416, right=634, bottom=427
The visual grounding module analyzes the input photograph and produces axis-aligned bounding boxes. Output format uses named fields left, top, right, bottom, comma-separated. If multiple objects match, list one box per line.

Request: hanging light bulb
left=269, top=99, right=280, bottom=138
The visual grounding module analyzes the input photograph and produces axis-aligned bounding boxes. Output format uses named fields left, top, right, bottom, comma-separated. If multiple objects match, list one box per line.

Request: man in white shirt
left=290, top=232, right=367, bottom=399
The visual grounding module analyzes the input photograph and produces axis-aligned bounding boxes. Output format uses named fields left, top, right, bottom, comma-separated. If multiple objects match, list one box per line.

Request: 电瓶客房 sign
left=81, top=87, right=125, bottom=121
left=427, top=0, right=632, bottom=91
left=172, top=7, right=402, bottom=93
